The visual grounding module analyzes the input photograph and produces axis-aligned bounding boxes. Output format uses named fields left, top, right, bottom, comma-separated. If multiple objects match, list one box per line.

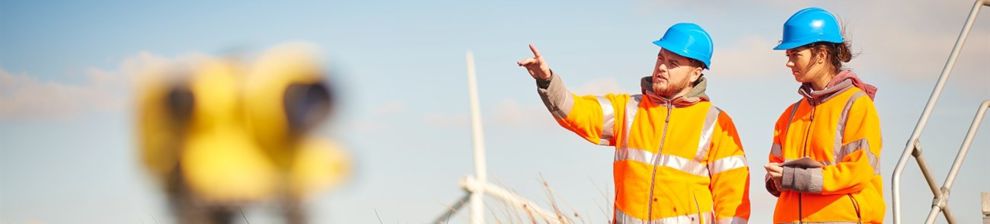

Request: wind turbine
left=432, top=51, right=563, bottom=224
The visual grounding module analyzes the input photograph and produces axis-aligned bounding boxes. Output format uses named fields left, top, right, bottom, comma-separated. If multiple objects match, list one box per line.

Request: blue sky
left=2, top=0, right=989, bottom=223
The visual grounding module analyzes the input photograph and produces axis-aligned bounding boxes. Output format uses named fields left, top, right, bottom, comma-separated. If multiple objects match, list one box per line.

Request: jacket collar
left=798, top=72, right=854, bottom=105
left=640, top=76, right=710, bottom=107
left=797, top=70, right=878, bottom=105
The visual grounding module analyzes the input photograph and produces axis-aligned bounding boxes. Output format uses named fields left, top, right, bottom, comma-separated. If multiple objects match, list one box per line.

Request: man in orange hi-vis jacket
left=517, top=23, right=750, bottom=224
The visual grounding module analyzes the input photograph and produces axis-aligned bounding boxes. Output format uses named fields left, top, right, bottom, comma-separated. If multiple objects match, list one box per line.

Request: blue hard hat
left=652, top=23, right=713, bottom=69
left=774, top=7, right=844, bottom=50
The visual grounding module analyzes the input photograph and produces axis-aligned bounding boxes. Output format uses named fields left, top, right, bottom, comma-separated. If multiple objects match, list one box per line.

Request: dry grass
left=434, top=176, right=614, bottom=224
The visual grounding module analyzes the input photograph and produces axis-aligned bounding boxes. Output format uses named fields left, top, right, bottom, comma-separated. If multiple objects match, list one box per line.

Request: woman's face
left=785, top=47, right=826, bottom=84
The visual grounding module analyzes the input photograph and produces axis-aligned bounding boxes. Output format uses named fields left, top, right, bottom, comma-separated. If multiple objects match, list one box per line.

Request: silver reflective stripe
left=615, top=209, right=714, bottom=224
left=770, top=143, right=782, bottom=158
left=621, top=95, right=642, bottom=149
left=835, top=138, right=866, bottom=162
left=832, top=91, right=866, bottom=164
left=826, top=91, right=881, bottom=174
left=616, top=147, right=709, bottom=177
left=709, top=155, right=748, bottom=175
left=598, top=96, right=616, bottom=146
left=616, top=147, right=656, bottom=166
left=775, top=102, right=801, bottom=159
left=694, top=106, right=722, bottom=161
left=785, top=102, right=801, bottom=131
left=835, top=138, right=880, bottom=175
left=867, top=144, right=880, bottom=175
left=715, top=217, right=748, bottom=224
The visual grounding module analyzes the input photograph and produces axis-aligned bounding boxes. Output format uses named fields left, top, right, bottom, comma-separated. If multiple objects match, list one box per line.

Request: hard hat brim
left=773, top=41, right=803, bottom=51
left=773, top=39, right=843, bottom=51
left=652, top=40, right=711, bottom=69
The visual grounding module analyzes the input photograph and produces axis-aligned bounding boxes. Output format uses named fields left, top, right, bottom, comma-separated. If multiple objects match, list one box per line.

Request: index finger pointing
left=528, top=43, right=542, bottom=58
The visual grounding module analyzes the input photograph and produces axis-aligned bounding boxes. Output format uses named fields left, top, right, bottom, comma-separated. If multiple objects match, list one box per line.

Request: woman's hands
left=765, top=162, right=784, bottom=190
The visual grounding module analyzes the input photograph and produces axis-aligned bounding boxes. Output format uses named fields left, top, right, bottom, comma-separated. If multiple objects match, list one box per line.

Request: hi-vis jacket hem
left=615, top=209, right=747, bottom=224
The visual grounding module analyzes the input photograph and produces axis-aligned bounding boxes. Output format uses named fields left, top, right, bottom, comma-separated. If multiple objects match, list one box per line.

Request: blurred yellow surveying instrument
left=135, top=43, right=349, bottom=224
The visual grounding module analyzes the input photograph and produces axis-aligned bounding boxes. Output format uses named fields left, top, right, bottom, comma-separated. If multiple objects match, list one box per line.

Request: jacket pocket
left=847, top=194, right=862, bottom=223
left=690, top=189, right=714, bottom=223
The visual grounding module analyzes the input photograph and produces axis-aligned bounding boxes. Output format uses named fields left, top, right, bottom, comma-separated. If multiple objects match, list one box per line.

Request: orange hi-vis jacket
left=538, top=74, right=750, bottom=224
left=766, top=73, right=884, bottom=224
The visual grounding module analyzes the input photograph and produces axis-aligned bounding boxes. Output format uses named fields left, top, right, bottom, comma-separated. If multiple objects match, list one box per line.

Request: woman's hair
left=807, top=41, right=853, bottom=73
left=805, top=24, right=854, bottom=73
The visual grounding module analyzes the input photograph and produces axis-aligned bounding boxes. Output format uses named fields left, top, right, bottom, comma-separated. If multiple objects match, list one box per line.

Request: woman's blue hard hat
left=774, top=7, right=844, bottom=50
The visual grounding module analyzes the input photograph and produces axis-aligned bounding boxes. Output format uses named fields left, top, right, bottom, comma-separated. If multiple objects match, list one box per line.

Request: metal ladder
left=890, top=0, right=990, bottom=223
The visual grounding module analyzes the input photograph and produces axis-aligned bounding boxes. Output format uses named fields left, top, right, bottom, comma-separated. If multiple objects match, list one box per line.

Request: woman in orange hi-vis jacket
left=519, top=23, right=750, bottom=224
left=763, top=7, right=884, bottom=224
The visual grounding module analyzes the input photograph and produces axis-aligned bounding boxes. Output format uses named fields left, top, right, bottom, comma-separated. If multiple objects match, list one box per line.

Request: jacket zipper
left=801, top=104, right=816, bottom=157
left=645, top=102, right=673, bottom=223
left=797, top=102, right=816, bottom=223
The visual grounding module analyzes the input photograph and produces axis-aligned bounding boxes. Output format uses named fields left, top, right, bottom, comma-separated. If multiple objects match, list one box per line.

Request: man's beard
left=653, top=79, right=689, bottom=99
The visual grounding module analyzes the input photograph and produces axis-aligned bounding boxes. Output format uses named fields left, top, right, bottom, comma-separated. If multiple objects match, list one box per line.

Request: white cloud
left=0, top=51, right=204, bottom=120
left=572, top=77, right=626, bottom=95
left=0, top=68, right=110, bottom=120
left=709, top=35, right=782, bottom=78
left=491, top=98, right=554, bottom=128
left=834, top=1, right=990, bottom=94
left=837, top=1, right=988, bottom=77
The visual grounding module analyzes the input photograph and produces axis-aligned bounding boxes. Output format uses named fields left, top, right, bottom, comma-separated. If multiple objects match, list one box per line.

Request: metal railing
left=890, top=0, right=990, bottom=223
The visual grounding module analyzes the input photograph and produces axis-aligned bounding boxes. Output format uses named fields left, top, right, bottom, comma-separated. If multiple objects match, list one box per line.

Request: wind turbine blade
left=466, top=50, right=487, bottom=184
left=433, top=191, right=472, bottom=224
left=466, top=50, right=487, bottom=224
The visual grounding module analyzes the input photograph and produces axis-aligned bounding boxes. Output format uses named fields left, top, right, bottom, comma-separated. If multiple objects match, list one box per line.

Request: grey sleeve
left=781, top=166, right=824, bottom=193
left=536, top=71, right=574, bottom=119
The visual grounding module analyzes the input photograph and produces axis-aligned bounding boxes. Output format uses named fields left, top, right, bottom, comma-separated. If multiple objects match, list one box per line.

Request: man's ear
left=689, top=66, right=703, bottom=83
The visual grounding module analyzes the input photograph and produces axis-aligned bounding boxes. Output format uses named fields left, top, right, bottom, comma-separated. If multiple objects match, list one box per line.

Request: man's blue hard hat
left=774, top=7, right=844, bottom=50
left=652, top=23, right=713, bottom=69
